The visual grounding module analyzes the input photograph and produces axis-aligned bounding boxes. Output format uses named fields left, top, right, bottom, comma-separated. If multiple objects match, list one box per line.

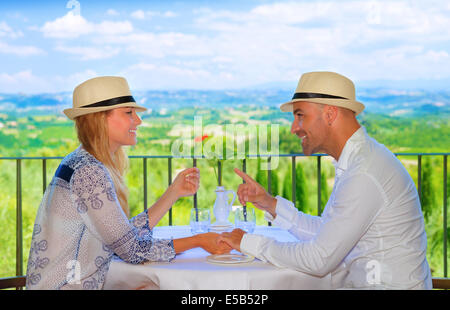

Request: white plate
left=209, top=224, right=233, bottom=232
left=206, top=254, right=255, bottom=265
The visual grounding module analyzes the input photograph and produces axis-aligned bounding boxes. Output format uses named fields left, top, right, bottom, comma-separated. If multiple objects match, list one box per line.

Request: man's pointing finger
left=234, top=168, right=255, bottom=184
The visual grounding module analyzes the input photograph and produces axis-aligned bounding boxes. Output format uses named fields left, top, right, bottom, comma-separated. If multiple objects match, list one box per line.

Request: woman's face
left=106, top=107, right=142, bottom=153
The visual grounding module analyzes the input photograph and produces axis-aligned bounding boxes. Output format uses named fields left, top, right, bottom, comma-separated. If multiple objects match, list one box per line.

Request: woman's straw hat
left=280, top=71, right=365, bottom=115
left=64, top=76, right=147, bottom=120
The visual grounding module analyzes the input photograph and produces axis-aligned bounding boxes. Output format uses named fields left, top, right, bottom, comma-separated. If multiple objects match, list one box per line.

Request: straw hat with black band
left=64, top=76, right=147, bottom=120
left=280, top=71, right=365, bottom=115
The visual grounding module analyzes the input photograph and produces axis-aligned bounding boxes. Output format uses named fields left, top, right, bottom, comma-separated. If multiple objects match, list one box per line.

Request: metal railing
left=0, top=152, right=448, bottom=287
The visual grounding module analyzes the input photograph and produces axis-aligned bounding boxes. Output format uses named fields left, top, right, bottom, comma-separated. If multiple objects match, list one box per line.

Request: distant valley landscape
left=0, top=87, right=448, bottom=157
left=1, top=87, right=449, bottom=117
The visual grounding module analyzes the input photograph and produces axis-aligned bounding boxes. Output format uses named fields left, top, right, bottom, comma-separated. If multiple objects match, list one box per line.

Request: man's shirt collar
left=332, top=126, right=367, bottom=177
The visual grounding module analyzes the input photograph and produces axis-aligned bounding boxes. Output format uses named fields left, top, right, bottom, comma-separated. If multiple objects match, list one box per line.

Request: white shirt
left=241, top=127, right=432, bottom=289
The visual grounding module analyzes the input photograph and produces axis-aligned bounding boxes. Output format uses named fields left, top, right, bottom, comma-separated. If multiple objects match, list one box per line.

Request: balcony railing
left=0, top=152, right=448, bottom=289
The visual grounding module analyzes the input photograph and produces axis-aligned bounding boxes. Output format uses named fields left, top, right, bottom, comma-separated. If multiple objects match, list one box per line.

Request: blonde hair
left=75, top=111, right=130, bottom=217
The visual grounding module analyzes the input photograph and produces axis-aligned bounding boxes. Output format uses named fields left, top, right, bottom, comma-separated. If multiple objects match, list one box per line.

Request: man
left=220, top=71, right=432, bottom=289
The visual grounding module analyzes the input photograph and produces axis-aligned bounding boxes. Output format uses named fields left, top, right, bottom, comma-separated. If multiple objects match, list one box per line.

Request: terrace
left=0, top=152, right=448, bottom=290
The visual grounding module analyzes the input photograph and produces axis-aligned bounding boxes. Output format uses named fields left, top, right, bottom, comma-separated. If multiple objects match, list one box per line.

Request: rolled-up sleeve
left=266, top=196, right=323, bottom=241
left=241, top=173, right=386, bottom=277
left=70, top=163, right=176, bottom=264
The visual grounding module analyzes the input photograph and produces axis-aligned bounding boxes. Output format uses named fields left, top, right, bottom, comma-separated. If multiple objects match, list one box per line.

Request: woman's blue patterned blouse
left=26, top=147, right=176, bottom=289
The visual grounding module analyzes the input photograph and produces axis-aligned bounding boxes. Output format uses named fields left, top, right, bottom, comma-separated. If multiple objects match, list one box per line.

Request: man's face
left=290, top=101, right=328, bottom=156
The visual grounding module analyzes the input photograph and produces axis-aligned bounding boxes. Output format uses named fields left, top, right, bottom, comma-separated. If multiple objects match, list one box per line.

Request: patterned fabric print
left=81, top=254, right=112, bottom=290
left=71, top=162, right=115, bottom=214
left=131, top=211, right=153, bottom=239
left=26, top=224, right=49, bottom=287
left=109, top=210, right=176, bottom=264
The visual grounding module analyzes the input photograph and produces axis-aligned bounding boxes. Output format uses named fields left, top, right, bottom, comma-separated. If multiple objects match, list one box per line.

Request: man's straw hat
left=64, top=76, right=147, bottom=120
left=280, top=71, right=365, bottom=115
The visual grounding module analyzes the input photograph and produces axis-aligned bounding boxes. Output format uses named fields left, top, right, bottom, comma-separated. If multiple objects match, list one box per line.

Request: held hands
left=234, top=168, right=277, bottom=217
left=170, top=167, right=200, bottom=199
left=198, top=232, right=232, bottom=254
left=198, top=230, right=246, bottom=254
left=218, top=229, right=246, bottom=252
left=175, top=230, right=245, bottom=255
left=173, top=232, right=231, bottom=255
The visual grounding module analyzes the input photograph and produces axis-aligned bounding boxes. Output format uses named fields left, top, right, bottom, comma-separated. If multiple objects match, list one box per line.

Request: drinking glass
left=234, top=206, right=256, bottom=233
left=190, top=208, right=211, bottom=234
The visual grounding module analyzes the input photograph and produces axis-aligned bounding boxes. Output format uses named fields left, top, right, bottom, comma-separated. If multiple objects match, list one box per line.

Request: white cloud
left=96, top=20, right=133, bottom=35
left=3, top=0, right=450, bottom=93
left=55, top=45, right=120, bottom=60
left=0, top=70, right=33, bottom=83
left=0, top=70, right=50, bottom=93
left=353, top=46, right=450, bottom=80
left=41, top=12, right=93, bottom=38
left=98, top=32, right=212, bottom=58
left=38, top=11, right=133, bottom=60
left=40, top=12, right=133, bottom=38
left=425, top=50, right=449, bottom=62
left=188, top=0, right=450, bottom=84
left=106, top=9, right=120, bottom=17
left=130, top=9, right=177, bottom=20
left=0, top=41, right=44, bottom=56
left=0, top=69, right=98, bottom=94
left=58, top=69, right=99, bottom=92
left=0, top=21, right=23, bottom=38
left=163, top=11, right=177, bottom=18
left=121, top=62, right=216, bottom=90
left=131, top=10, right=146, bottom=20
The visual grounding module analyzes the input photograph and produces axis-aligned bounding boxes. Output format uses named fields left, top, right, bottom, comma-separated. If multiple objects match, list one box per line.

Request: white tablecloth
left=103, top=225, right=331, bottom=290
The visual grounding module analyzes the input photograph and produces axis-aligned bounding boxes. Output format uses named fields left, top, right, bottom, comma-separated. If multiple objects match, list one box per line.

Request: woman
left=25, top=76, right=229, bottom=290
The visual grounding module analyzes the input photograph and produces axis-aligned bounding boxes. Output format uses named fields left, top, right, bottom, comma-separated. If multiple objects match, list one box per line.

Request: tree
left=421, top=157, right=436, bottom=219
left=256, top=158, right=267, bottom=189
left=255, top=157, right=279, bottom=197
left=282, top=170, right=292, bottom=202
left=319, top=170, right=329, bottom=212
left=295, top=163, right=308, bottom=212
left=270, top=169, right=279, bottom=197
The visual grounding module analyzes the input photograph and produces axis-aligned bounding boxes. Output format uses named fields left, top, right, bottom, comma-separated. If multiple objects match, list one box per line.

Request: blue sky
left=1, top=0, right=449, bottom=93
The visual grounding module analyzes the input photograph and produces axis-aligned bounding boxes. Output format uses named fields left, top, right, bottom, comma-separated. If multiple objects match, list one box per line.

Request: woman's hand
left=198, top=232, right=232, bottom=254
left=173, top=232, right=232, bottom=254
left=147, top=167, right=199, bottom=228
left=218, top=229, right=246, bottom=252
left=170, top=167, right=200, bottom=199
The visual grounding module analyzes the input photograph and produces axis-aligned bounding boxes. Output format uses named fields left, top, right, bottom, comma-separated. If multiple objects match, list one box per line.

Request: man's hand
left=234, top=168, right=277, bottom=217
left=218, top=229, right=247, bottom=252
left=198, top=232, right=232, bottom=254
